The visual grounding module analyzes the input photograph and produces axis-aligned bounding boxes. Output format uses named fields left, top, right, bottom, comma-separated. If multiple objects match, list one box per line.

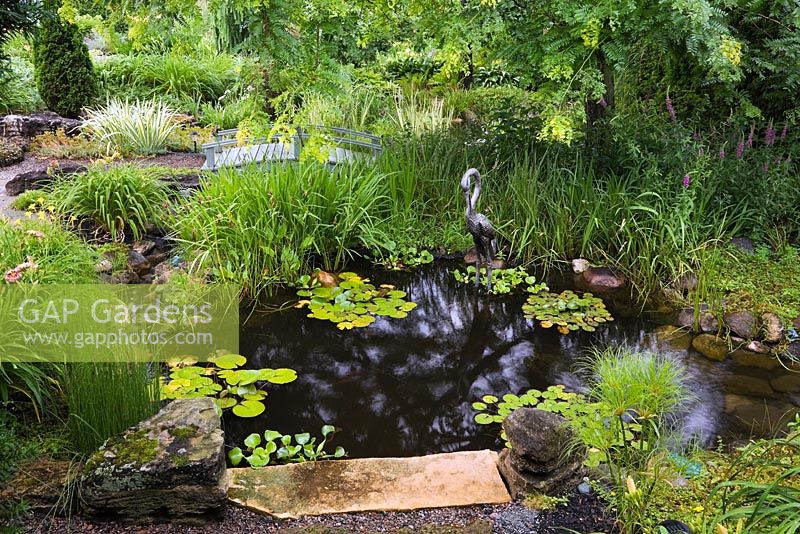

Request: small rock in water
left=580, top=267, right=627, bottom=290
left=699, top=312, right=719, bottom=334
left=744, top=340, right=771, bottom=354
left=691, top=334, right=729, bottom=361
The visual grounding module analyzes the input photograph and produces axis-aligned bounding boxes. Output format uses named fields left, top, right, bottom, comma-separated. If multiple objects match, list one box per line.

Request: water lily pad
left=232, top=399, right=266, bottom=417
left=211, top=353, right=247, bottom=369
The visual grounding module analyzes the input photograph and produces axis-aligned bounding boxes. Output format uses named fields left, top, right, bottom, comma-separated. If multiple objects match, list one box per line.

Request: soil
left=5, top=493, right=616, bottom=534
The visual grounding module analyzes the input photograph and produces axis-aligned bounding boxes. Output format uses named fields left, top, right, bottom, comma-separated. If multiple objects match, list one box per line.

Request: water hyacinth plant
left=82, top=98, right=181, bottom=155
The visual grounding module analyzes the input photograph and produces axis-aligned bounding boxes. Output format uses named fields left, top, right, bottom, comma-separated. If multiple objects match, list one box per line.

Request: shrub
left=30, top=129, right=101, bottom=159
left=82, top=99, right=180, bottom=155
left=32, top=13, right=98, bottom=118
left=48, top=164, right=171, bottom=241
left=0, top=52, right=44, bottom=113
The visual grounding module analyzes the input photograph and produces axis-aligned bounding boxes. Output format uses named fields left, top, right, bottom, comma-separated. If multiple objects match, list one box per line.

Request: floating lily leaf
left=216, top=397, right=238, bottom=409
left=258, top=368, right=298, bottom=384
left=523, top=288, right=613, bottom=334
left=232, top=399, right=266, bottom=417
left=210, top=353, right=247, bottom=369
left=297, top=271, right=417, bottom=329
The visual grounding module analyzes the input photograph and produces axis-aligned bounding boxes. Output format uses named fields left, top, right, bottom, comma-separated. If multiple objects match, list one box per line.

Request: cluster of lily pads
left=296, top=271, right=417, bottom=329
left=452, top=266, right=547, bottom=295
left=161, top=352, right=297, bottom=417
left=522, top=289, right=613, bottom=334
left=228, top=425, right=345, bottom=468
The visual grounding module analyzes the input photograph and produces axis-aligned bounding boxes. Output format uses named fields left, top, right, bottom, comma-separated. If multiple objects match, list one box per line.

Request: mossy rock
left=81, top=398, right=227, bottom=524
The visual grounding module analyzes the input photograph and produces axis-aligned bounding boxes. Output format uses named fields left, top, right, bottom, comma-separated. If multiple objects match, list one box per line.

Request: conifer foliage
left=33, top=9, right=98, bottom=118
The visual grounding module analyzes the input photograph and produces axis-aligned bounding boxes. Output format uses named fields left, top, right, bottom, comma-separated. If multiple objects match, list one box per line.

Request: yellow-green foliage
left=699, top=245, right=800, bottom=324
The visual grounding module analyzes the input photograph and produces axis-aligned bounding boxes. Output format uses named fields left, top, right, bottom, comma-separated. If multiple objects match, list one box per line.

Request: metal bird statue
left=460, top=168, right=498, bottom=292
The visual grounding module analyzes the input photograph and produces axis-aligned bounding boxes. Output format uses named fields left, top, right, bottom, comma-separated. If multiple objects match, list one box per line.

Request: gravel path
left=7, top=493, right=616, bottom=534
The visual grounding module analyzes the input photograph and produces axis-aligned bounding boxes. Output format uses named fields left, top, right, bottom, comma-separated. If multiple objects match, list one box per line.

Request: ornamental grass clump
left=48, top=164, right=171, bottom=241
left=82, top=99, right=180, bottom=155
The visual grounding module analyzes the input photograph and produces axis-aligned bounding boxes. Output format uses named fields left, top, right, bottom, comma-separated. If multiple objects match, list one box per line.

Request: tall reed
left=171, top=162, right=389, bottom=298
left=65, top=360, right=159, bottom=453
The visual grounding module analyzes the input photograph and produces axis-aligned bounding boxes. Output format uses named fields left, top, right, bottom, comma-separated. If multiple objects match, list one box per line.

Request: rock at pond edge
left=81, top=397, right=227, bottom=525
left=692, top=334, right=729, bottom=361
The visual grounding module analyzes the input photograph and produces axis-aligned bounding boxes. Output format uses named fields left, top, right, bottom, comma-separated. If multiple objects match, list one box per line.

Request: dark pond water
left=227, top=261, right=800, bottom=458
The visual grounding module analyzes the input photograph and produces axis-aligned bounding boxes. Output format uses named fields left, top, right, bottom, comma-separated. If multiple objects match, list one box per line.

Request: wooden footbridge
left=201, top=125, right=383, bottom=171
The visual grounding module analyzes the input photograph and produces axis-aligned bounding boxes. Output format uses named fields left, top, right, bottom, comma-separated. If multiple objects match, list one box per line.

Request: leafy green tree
left=0, top=0, right=42, bottom=73
left=33, top=7, right=98, bottom=118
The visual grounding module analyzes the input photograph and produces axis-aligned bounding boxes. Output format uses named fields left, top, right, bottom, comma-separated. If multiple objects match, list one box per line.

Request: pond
left=226, top=261, right=800, bottom=458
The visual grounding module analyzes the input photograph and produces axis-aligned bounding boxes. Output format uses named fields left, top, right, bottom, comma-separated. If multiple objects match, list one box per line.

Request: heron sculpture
left=460, top=168, right=498, bottom=292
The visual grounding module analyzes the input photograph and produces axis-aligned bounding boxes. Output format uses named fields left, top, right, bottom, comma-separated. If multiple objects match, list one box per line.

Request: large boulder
left=1, top=111, right=81, bottom=138
left=496, top=408, right=584, bottom=498
left=724, top=311, right=757, bottom=340
left=5, top=162, right=86, bottom=196
left=81, top=398, right=227, bottom=524
left=692, top=334, right=729, bottom=361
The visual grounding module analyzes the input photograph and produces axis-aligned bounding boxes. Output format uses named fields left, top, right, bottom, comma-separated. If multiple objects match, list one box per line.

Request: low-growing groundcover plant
left=0, top=217, right=100, bottom=284
left=48, top=164, right=171, bottom=241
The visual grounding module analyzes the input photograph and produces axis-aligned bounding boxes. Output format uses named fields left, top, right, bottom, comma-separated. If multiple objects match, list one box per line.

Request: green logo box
left=0, top=284, right=239, bottom=363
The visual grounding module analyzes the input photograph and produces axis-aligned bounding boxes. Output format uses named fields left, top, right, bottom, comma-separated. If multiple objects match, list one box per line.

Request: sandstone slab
left=580, top=267, right=627, bottom=290
left=227, top=450, right=510, bottom=518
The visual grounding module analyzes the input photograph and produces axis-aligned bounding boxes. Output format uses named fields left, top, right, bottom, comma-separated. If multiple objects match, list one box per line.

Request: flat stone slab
left=228, top=450, right=511, bottom=518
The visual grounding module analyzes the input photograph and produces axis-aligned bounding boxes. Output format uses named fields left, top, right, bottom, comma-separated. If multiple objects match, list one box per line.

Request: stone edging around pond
left=62, top=399, right=601, bottom=525
left=664, top=307, right=800, bottom=365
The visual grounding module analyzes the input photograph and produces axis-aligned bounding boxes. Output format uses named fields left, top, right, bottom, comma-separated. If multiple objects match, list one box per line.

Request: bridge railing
left=202, top=124, right=383, bottom=170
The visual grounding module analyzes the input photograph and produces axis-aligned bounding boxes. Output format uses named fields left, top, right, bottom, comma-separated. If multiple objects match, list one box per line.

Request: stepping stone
left=227, top=450, right=511, bottom=518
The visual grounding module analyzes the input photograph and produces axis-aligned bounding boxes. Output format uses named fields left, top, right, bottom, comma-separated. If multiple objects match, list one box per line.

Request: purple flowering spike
left=719, top=148, right=726, bottom=159
left=736, top=138, right=744, bottom=159
left=746, top=126, right=753, bottom=148
left=682, top=175, right=691, bottom=188
left=765, top=124, right=776, bottom=146
left=780, top=122, right=788, bottom=141
left=666, top=95, right=676, bottom=121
